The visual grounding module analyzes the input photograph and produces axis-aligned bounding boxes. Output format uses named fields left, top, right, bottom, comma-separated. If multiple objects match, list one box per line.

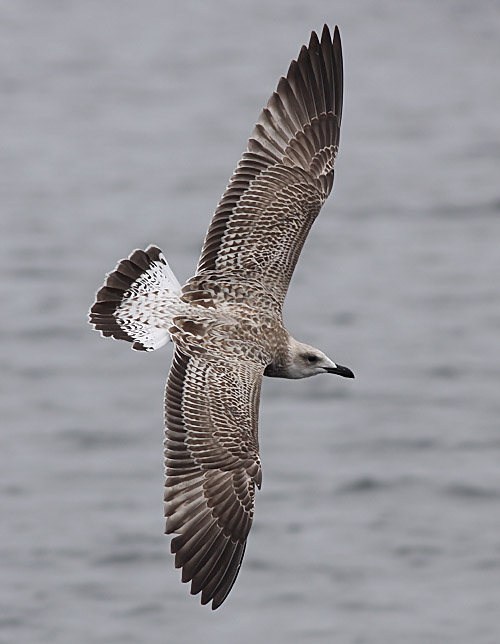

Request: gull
left=89, top=24, right=354, bottom=609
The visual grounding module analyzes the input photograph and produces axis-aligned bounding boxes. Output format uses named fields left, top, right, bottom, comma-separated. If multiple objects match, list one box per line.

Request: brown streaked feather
left=196, top=25, right=343, bottom=306
left=164, top=348, right=264, bottom=609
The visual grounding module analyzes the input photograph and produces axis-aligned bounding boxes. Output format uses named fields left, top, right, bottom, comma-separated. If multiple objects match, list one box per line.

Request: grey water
left=1, top=1, right=499, bottom=643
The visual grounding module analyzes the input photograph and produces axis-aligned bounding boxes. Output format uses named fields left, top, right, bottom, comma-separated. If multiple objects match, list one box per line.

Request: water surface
left=1, top=1, right=499, bottom=643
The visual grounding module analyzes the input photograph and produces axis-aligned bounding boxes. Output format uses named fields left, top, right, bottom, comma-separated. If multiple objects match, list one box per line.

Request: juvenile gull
left=89, top=25, right=353, bottom=609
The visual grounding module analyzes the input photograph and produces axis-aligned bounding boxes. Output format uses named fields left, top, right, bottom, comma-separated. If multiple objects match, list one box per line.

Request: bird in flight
left=89, top=24, right=353, bottom=609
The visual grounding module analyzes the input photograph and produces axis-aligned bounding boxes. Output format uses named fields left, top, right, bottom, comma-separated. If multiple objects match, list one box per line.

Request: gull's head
left=286, top=339, right=355, bottom=380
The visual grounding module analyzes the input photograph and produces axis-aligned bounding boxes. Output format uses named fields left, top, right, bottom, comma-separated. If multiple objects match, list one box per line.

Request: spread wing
left=196, top=25, right=343, bottom=306
left=164, top=348, right=264, bottom=609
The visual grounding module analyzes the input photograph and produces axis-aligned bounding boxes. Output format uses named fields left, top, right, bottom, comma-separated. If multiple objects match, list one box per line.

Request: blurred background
left=1, top=1, right=499, bottom=642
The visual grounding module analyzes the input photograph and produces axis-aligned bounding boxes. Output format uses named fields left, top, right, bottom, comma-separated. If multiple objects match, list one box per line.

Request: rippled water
left=2, top=1, right=499, bottom=643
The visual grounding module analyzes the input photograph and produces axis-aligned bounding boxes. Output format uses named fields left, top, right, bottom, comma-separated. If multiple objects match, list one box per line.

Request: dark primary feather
left=196, top=25, right=343, bottom=307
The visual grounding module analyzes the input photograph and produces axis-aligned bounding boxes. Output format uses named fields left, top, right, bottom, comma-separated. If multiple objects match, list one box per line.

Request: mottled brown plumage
left=89, top=25, right=353, bottom=610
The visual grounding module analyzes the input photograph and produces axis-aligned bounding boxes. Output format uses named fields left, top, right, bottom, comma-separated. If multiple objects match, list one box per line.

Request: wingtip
left=314, top=24, right=341, bottom=47
left=308, top=28, right=320, bottom=49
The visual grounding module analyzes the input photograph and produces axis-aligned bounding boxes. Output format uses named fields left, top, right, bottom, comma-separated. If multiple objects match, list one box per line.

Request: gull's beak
left=325, top=363, right=355, bottom=378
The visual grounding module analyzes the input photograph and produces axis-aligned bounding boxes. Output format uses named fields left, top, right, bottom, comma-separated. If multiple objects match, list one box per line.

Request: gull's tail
left=89, top=245, right=183, bottom=352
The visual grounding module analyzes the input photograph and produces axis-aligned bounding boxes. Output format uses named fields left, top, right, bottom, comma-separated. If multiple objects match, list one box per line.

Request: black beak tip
left=327, top=364, right=355, bottom=379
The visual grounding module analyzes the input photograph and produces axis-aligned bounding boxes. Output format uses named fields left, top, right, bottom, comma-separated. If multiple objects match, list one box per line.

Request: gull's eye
left=306, top=354, right=318, bottom=363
